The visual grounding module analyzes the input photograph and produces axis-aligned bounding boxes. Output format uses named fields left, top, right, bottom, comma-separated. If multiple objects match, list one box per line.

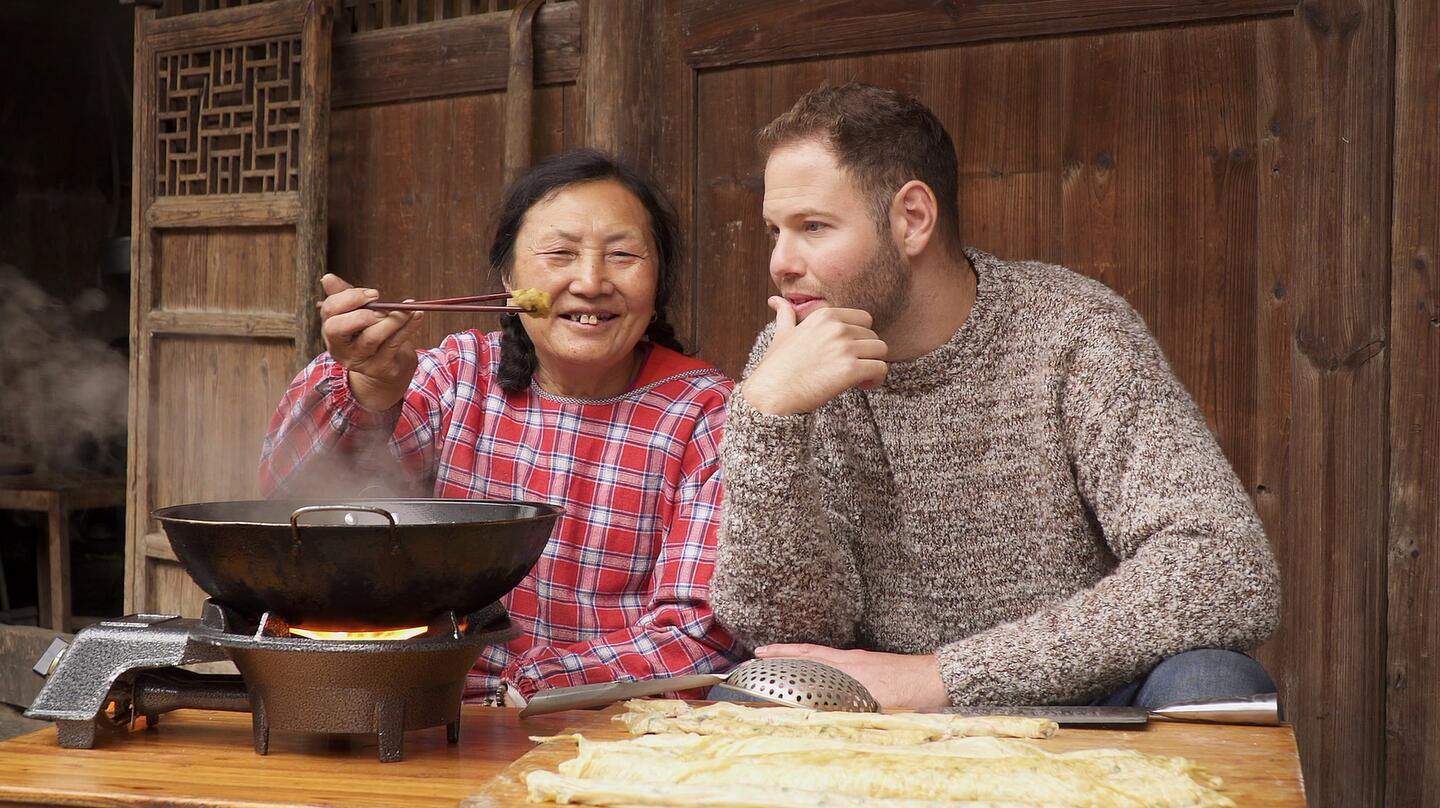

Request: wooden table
left=0, top=706, right=1307, bottom=807
left=0, top=476, right=125, bottom=632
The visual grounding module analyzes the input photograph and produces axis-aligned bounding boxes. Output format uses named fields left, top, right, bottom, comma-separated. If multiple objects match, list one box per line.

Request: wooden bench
left=0, top=476, right=125, bottom=632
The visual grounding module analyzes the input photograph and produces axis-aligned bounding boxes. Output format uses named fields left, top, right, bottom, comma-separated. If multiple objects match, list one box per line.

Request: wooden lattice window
left=155, top=38, right=303, bottom=196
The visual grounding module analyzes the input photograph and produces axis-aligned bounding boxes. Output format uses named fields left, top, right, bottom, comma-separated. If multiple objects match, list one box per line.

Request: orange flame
left=290, top=626, right=428, bottom=641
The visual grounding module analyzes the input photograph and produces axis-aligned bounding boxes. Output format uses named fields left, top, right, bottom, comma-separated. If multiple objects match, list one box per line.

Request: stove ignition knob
left=32, top=638, right=69, bottom=678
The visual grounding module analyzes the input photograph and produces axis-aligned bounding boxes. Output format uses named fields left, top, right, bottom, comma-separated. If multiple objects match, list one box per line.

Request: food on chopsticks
left=363, top=288, right=553, bottom=317
left=524, top=731, right=1235, bottom=807
left=614, top=699, right=1057, bottom=743
left=507, top=287, right=552, bottom=317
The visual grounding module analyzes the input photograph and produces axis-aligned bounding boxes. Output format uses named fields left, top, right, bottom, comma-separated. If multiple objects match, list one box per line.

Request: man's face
left=762, top=139, right=910, bottom=331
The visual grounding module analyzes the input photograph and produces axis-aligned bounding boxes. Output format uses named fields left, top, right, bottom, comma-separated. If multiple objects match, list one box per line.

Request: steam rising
left=0, top=265, right=128, bottom=477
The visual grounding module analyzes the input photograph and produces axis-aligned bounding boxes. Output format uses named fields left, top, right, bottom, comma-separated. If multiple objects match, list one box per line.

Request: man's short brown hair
left=759, top=82, right=962, bottom=255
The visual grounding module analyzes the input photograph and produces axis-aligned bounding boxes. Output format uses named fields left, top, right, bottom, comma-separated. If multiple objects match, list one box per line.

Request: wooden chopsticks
left=364, top=291, right=525, bottom=314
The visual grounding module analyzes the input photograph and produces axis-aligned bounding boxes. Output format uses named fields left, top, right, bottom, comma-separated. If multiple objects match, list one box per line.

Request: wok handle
left=518, top=674, right=727, bottom=717
left=289, top=504, right=398, bottom=544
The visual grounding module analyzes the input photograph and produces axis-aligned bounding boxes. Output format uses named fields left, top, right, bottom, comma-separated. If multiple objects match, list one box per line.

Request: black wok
left=153, top=499, right=562, bottom=630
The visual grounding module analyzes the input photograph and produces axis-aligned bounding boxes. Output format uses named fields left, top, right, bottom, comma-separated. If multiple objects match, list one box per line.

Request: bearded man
left=710, top=82, right=1281, bottom=711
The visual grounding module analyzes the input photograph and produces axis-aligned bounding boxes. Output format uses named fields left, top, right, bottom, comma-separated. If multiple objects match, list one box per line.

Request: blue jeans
left=1092, top=649, right=1275, bottom=709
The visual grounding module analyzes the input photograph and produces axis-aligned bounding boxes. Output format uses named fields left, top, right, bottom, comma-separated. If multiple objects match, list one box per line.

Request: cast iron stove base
left=26, top=599, right=518, bottom=761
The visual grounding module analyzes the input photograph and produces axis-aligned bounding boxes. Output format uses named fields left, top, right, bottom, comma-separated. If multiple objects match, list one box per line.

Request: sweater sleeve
left=934, top=297, right=1281, bottom=705
left=709, top=326, right=865, bottom=650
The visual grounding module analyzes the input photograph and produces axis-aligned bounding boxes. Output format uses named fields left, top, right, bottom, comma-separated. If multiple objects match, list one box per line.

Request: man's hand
left=740, top=297, right=888, bottom=416
left=318, top=273, right=426, bottom=412
left=755, top=643, right=950, bottom=710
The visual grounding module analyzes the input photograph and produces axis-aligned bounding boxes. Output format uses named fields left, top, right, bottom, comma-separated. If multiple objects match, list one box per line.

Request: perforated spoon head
left=719, top=658, right=881, bottom=712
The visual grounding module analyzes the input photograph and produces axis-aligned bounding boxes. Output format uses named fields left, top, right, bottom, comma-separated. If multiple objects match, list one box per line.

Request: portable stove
left=27, top=598, right=518, bottom=761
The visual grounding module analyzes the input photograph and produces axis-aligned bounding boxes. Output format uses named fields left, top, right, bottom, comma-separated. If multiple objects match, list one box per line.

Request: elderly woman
left=259, top=151, right=741, bottom=706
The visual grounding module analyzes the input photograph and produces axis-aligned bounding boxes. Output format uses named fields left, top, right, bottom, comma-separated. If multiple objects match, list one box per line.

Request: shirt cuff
left=503, top=682, right=529, bottom=709
left=324, top=362, right=403, bottom=430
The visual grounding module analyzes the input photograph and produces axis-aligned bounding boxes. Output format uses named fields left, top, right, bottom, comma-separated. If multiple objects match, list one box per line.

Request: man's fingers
left=755, top=643, right=828, bottom=659
left=819, top=307, right=873, bottom=328
left=768, top=296, right=798, bottom=335
left=852, top=338, right=889, bottom=361
left=854, top=358, right=889, bottom=390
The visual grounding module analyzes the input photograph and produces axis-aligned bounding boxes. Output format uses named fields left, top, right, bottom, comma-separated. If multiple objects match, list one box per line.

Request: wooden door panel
left=153, top=227, right=300, bottom=312
left=128, top=0, right=333, bottom=617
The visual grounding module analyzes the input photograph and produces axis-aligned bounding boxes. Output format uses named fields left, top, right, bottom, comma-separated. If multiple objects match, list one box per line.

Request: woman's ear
left=891, top=180, right=939, bottom=258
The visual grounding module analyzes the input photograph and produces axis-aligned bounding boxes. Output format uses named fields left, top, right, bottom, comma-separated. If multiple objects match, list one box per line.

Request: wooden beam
left=331, top=1, right=580, bottom=109
left=145, top=0, right=307, bottom=51
left=1387, top=0, right=1440, bottom=803
left=143, top=532, right=180, bottom=563
left=146, top=311, right=300, bottom=339
left=146, top=194, right=302, bottom=228
left=582, top=0, right=662, bottom=170
left=126, top=7, right=161, bottom=616
left=682, top=0, right=1296, bottom=69
left=1277, top=0, right=1392, bottom=804
left=297, top=0, right=334, bottom=364
left=503, top=0, right=546, bottom=187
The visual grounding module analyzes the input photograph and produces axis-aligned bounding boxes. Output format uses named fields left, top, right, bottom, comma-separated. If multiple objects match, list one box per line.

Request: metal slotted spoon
left=518, top=658, right=880, bottom=717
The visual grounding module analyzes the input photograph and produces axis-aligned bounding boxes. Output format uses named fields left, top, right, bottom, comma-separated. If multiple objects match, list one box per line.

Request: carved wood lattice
left=156, top=38, right=303, bottom=196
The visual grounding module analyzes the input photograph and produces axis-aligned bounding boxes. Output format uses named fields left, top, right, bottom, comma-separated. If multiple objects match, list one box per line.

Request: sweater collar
left=879, top=247, right=1002, bottom=393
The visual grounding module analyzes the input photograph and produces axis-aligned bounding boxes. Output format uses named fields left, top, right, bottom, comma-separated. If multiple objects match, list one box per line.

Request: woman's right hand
left=318, top=273, right=425, bottom=412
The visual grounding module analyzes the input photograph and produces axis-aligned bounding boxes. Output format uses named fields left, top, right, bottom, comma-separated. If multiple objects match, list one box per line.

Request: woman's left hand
left=753, top=643, right=950, bottom=710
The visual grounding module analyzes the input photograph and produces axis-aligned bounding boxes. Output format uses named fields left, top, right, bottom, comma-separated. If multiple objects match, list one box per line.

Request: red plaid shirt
left=259, top=331, right=742, bottom=701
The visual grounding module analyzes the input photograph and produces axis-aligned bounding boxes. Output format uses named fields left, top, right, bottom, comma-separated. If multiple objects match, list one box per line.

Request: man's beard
left=827, top=234, right=911, bottom=334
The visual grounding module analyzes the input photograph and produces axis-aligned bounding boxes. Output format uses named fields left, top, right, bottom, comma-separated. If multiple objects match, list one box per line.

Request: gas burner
left=26, top=599, right=518, bottom=762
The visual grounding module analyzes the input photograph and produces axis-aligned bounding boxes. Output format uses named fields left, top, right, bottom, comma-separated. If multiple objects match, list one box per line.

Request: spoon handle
left=518, top=673, right=727, bottom=717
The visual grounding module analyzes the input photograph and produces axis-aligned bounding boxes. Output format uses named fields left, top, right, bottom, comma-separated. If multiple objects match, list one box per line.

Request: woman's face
left=507, top=180, right=659, bottom=395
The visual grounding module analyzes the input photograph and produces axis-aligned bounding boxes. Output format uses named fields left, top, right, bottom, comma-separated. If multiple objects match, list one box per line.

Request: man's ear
left=890, top=180, right=939, bottom=258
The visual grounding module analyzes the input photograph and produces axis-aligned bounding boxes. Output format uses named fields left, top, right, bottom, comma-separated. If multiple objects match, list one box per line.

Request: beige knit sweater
left=711, top=248, right=1281, bottom=706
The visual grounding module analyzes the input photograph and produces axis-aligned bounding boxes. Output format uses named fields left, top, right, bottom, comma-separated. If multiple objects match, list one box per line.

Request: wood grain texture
left=296, top=0, right=334, bottom=363
left=501, top=0, right=543, bottom=187
left=331, top=1, right=579, bottom=108
left=1278, top=0, right=1391, bottom=805
left=652, top=1, right=698, bottom=350
left=147, top=338, right=296, bottom=512
left=475, top=709, right=1305, bottom=808
left=125, top=7, right=160, bottom=616
left=152, top=228, right=299, bottom=313
left=0, top=707, right=581, bottom=807
left=0, top=706, right=1304, bottom=807
left=1386, top=0, right=1440, bottom=804
left=145, top=195, right=302, bottom=228
left=145, top=0, right=306, bottom=51
left=582, top=0, right=662, bottom=170
left=681, top=0, right=1295, bottom=69
left=147, top=311, right=300, bottom=340
left=326, top=84, right=572, bottom=350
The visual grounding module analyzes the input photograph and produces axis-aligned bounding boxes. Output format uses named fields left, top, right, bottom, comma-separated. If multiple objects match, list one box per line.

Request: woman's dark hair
left=490, top=150, right=685, bottom=392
